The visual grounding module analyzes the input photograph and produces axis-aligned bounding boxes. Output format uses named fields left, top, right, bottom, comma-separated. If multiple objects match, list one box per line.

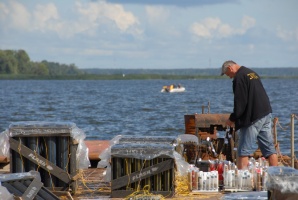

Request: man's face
left=224, top=66, right=234, bottom=78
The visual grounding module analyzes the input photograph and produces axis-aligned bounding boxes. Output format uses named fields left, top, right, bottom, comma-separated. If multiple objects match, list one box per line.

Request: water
left=0, top=79, right=297, bottom=155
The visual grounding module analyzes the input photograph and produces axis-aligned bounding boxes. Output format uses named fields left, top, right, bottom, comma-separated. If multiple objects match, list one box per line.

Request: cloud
left=104, top=0, right=239, bottom=7
left=190, top=15, right=255, bottom=39
left=81, top=48, right=113, bottom=56
left=76, top=1, right=141, bottom=35
left=146, top=6, right=170, bottom=25
left=32, top=3, right=60, bottom=32
left=277, top=26, right=298, bottom=42
left=0, top=0, right=31, bottom=30
left=0, top=1, right=142, bottom=38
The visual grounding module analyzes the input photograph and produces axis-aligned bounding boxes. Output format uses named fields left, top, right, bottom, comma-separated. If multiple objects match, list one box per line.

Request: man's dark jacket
left=229, top=66, right=272, bottom=130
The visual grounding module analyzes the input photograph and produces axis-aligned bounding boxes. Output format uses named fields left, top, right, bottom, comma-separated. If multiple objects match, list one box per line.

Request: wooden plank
left=10, top=128, right=72, bottom=136
left=84, top=140, right=110, bottom=161
left=70, top=141, right=78, bottom=194
left=194, top=113, right=230, bottom=128
left=184, top=114, right=196, bottom=135
left=22, top=178, right=43, bottom=200
left=111, top=190, right=174, bottom=198
left=9, top=138, right=71, bottom=184
left=0, top=156, right=9, bottom=163
left=111, top=159, right=173, bottom=190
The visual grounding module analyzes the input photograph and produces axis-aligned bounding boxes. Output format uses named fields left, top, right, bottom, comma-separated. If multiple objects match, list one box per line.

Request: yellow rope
left=124, top=159, right=174, bottom=200
left=174, top=174, right=190, bottom=196
left=34, top=137, right=41, bottom=171
left=17, top=138, right=25, bottom=172
left=275, top=113, right=298, bottom=131
left=275, top=114, right=298, bottom=162
left=124, top=185, right=165, bottom=200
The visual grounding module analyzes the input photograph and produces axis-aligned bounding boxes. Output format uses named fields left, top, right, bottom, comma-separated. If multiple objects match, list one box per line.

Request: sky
left=0, top=0, right=297, bottom=69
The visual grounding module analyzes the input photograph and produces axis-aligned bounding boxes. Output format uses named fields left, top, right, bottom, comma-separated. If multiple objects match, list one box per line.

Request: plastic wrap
left=0, top=170, right=41, bottom=182
left=9, top=121, right=77, bottom=136
left=175, top=134, right=199, bottom=156
left=7, top=121, right=90, bottom=169
left=177, top=134, right=199, bottom=145
left=98, top=135, right=179, bottom=168
left=97, top=135, right=190, bottom=181
left=266, top=166, right=298, bottom=193
left=119, top=135, right=178, bottom=145
left=97, top=135, right=128, bottom=182
left=0, top=171, right=41, bottom=200
left=111, top=143, right=175, bottom=160
left=173, top=151, right=189, bottom=176
left=71, top=125, right=91, bottom=169
left=221, top=191, right=267, bottom=199
left=0, top=186, right=14, bottom=200
left=97, top=135, right=122, bottom=168
left=0, top=130, right=10, bottom=157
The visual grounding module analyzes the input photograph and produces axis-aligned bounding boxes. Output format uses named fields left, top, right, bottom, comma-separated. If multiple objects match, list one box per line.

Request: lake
left=0, top=79, right=297, bottom=156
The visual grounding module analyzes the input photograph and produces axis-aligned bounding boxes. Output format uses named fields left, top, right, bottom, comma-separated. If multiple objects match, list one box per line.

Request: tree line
left=0, top=49, right=83, bottom=76
left=1, top=49, right=297, bottom=79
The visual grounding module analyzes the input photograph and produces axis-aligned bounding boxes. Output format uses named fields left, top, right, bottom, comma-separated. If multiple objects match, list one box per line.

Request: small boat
left=161, top=84, right=185, bottom=93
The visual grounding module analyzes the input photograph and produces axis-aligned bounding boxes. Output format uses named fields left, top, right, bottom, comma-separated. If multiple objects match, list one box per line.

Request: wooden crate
left=8, top=122, right=79, bottom=194
left=110, top=143, right=175, bottom=198
left=0, top=171, right=59, bottom=200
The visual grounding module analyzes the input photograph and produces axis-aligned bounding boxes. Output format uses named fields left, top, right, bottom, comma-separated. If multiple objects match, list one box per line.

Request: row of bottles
left=223, top=157, right=269, bottom=191
left=188, top=164, right=219, bottom=191
left=188, top=157, right=269, bottom=192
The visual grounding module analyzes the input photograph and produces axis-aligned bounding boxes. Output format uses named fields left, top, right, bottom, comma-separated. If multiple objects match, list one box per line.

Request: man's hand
left=226, top=119, right=235, bottom=127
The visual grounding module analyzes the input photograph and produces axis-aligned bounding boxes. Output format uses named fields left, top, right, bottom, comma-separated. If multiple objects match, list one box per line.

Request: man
left=221, top=60, right=278, bottom=169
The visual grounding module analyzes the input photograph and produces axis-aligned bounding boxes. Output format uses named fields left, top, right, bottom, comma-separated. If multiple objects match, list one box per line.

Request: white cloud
left=241, top=15, right=255, bottom=30
left=33, top=3, right=60, bottom=32
left=277, top=26, right=298, bottom=41
left=190, top=15, right=255, bottom=39
left=0, top=1, right=142, bottom=38
left=217, top=24, right=233, bottom=37
left=81, top=48, right=113, bottom=56
left=191, top=22, right=212, bottom=38
left=146, top=6, right=169, bottom=24
left=0, top=1, right=64, bottom=35
left=4, top=0, right=31, bottom=30
left=75, top=1, right=142, bottom=36
left=0, top=3, right=9, bottom=21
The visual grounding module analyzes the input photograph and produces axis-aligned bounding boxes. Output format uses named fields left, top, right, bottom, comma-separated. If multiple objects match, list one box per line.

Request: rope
left=275, top=113, right=298, bottom=131
left=34, top=137, right=41, bottom=171
left=17, top=138, right=25, bottom=172
left=274, top=114, right=298, bottom=165
left=276, top=119, right=290, bottom=131
left=15, top=136, right=77, bottom=192
left=174, top=174, right=190, bottom=196
left=125, top=158, right=131, bottom=189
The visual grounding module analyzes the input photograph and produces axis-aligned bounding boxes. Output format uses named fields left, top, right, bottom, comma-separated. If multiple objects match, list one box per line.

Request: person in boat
left=221, top=60, right=278, bottom=169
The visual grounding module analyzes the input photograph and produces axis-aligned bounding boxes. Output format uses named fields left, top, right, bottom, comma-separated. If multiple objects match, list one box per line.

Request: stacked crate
left=9, top=122, right=79, bottom=193
left=110, top=136, right=177, bottom=198
left=0, top=171, right=59, bottom=200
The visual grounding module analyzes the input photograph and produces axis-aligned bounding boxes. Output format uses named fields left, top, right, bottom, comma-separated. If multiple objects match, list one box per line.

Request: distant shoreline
left=1, top=74, right=298, bottom=80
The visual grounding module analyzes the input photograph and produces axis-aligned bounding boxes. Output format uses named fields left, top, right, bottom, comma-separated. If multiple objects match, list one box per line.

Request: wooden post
left=291, top=114, right=295, bottom=168
left=208, top=101, right=210, bottom=114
